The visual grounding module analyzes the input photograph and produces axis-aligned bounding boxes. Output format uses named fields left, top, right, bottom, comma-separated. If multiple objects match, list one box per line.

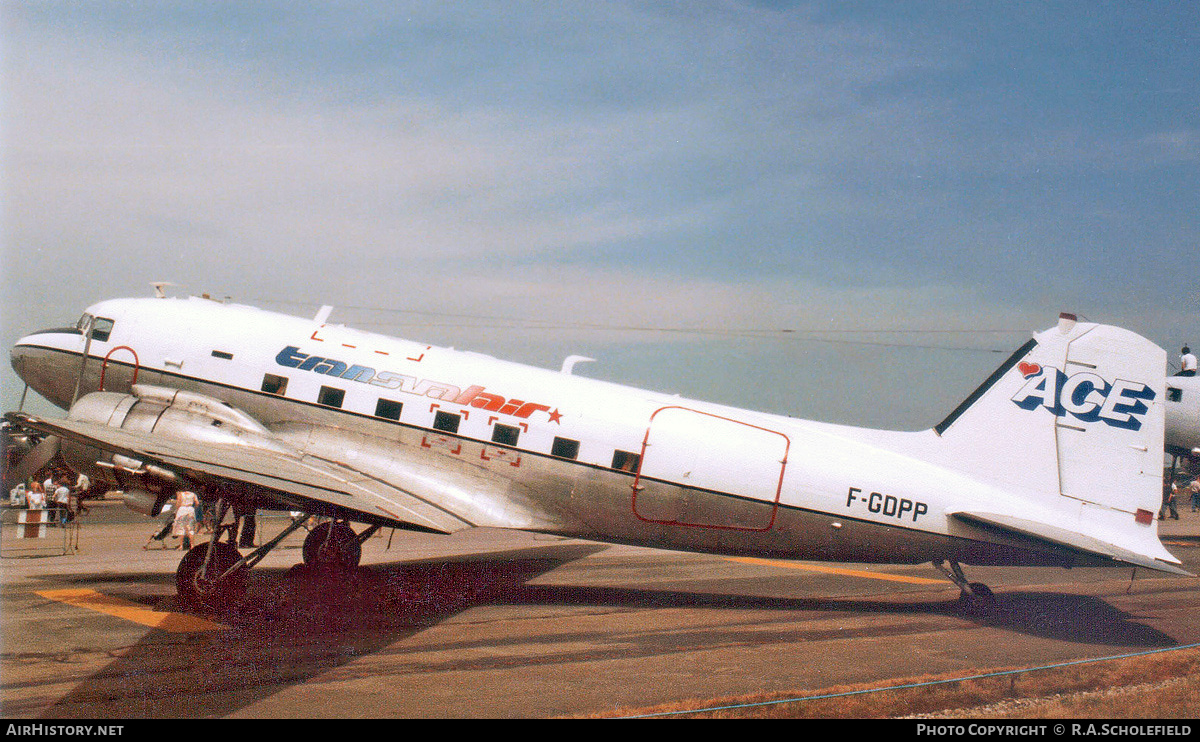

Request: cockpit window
left=75, top=314, right=94, bottom=333
left=90, top=317, right=115, bottom=342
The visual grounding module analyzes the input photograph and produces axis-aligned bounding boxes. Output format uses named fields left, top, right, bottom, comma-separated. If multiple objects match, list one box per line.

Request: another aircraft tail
left=930, top=313, right=1186, bottom=574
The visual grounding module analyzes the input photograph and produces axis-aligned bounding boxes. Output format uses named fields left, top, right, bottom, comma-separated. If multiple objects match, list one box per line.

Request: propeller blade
left=3, top=434, right=61, bottom=491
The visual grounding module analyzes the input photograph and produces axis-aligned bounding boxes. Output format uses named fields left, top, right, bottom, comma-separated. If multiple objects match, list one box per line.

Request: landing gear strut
left=303, top=521, right=360, bottom=570
left=302, top=520, right=381, bottom=571
left=934, top=559, right=996, bottom=611
left=174, top=503, right=381, bottom=607
left=174, top=498, right=310, bottom=608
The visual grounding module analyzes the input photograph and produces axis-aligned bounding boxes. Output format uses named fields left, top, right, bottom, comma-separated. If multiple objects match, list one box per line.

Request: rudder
left=935, top=313, right=1165, bottom=518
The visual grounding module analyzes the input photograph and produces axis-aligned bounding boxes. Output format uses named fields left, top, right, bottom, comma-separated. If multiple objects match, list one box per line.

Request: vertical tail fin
left=938, top=314, right=1164, bottom=513
left=933, top=314, right=1182, bottom=572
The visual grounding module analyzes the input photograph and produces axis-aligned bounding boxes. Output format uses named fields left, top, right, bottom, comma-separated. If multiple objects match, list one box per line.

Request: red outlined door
left=99, top=346, right=140, bottom=391
left=632, top=406, right=789, bottom=531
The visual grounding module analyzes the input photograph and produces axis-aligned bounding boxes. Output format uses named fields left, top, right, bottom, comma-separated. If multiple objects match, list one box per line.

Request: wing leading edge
left=5, top=411, right=481, bottom=534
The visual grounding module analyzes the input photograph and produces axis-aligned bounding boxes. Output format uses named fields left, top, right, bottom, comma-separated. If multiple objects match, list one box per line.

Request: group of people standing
left=10, top=473, right=218, bottom=553
left=8, top=471, right=90, bottom=524
left=1161, top=476, right=1200, bottom=520
left=1161, top=346, right=1199, bottom=519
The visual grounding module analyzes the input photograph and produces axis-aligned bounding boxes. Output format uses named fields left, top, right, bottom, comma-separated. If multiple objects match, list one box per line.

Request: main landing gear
left=302, top=520, right=370, bottom=572
left=174, top=501, right=380, bottom=608
left=933, top=559, right=996, bottom=612
left=176, top=541, right=247, bottom=608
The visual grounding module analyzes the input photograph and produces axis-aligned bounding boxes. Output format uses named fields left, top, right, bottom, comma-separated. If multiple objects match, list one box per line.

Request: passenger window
left=552, top=437, right=580, bottom=460
left=90, top=317, right=115, bottom=342
left=433, top=411, right=461, bottom=434
left=492, top=423, right=520, bottom=446
left=375, top=399, right=404, bottom=420
left=261, top=374, right=288, bottom=396
left=318, top=386, right=345, bottom=408
left=611, top=450, right=641, bottom=472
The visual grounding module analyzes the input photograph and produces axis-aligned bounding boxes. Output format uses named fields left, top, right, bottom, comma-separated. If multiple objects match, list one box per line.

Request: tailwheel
left=934, top=560, right=998, bottom=613
left=177, top=541, right=247, bottom=609
left=956, top=581, right=996, bottom=613
left=302, top=521, right=362, bottom=572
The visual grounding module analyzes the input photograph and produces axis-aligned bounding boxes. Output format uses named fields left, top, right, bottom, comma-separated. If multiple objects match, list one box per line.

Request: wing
left=5, top=411, right=554, bottom=535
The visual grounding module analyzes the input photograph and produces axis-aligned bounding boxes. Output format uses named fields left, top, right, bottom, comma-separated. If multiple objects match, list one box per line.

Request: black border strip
left=933, top=338, right=1037, bottom=436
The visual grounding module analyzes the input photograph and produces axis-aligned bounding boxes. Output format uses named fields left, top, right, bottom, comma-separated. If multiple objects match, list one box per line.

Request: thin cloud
left=4, top=4, right=1197, bottom=425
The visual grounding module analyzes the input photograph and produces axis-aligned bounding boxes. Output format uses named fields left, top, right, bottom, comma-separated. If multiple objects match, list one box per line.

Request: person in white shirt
left=74, top=472, right=92, bottom=515
left=1180, top=346, right=1197, bottom=377
left=53, top=480, right=71, bottom=524
left=25, top=483, right=46, bottom=510
left=172, top=490, right=200, bottom=550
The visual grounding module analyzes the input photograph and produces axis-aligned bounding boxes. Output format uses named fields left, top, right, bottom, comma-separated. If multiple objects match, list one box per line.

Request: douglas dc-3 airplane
left=3, top=293, right=1191, bottom=609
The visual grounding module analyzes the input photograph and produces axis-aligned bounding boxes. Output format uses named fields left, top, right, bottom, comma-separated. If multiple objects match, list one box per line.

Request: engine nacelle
left=122, top=488, right=170, bottom=517
left=62, top=385, right=294, bottom=513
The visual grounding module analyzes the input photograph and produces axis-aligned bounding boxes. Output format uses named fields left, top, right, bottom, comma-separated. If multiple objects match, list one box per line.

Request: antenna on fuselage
left=561, top=355, right=596, bottom=374
left=151, top=281, right=178, bottom=299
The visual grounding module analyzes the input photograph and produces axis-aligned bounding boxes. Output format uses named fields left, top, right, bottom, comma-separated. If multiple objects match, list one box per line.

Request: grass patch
left=581, top=645, right=1200, bottom=719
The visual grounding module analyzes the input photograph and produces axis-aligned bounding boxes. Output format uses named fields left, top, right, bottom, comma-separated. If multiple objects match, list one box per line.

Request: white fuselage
left=6, top=297, right=1131, bottom=567
left=1166, top=375, right=1200, bottom=457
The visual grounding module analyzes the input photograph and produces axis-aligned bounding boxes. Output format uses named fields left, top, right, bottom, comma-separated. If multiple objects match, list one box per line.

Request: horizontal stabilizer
left=951, top=510, right=1193, bottom=577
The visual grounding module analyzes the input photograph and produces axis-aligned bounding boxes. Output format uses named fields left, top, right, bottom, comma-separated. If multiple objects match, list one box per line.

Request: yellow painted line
left=36, top=588, right=226, bottom=633
left=728, top=557, right=946, bottom=585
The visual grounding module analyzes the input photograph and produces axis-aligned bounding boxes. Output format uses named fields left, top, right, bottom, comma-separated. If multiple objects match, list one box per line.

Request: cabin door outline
left=632, top=406, right=790, bottom=531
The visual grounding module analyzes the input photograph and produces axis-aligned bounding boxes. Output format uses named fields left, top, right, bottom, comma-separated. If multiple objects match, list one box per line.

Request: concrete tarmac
left=3, top=498, right=1199, bottom=718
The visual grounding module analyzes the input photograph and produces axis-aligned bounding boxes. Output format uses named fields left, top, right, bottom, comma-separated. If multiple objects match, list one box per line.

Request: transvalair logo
left=275, top=346, right=558, bottom=421
left=1010, top=362, right=1155, bottom=431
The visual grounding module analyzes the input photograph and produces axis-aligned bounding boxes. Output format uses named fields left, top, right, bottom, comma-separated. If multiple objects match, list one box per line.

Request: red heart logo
left=1018, top=362, right=1042, bottom=377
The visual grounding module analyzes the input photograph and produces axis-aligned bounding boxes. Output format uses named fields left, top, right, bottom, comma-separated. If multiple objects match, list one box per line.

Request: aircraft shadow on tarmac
left=34, top=544, right=1179, bottom=719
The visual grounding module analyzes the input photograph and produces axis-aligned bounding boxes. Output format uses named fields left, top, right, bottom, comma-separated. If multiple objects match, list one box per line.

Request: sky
left=2, top=1, right=1197, bottom=430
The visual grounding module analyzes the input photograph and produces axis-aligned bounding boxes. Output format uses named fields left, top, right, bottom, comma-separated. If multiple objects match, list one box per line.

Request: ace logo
left=1010, top=363, right=1156, bottom=431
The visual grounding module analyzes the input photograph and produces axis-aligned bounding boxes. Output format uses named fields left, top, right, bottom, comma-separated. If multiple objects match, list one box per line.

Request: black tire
left=176, top=541, right=247, bottom=608
left=967, top=582, right=995, bottom=600
left=956, top=582, right=997, bottom=614
left=302, top=521, right=361, bottom=571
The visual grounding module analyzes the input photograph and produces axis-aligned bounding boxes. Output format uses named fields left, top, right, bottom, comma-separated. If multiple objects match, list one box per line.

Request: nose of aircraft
left=10, top=337, right=32, bottom=380
left=8, top=329, right=85, bottom=411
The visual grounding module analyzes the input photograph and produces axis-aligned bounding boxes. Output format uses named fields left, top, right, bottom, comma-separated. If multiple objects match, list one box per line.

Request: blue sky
left=3, top=2, right=1197, bottom=428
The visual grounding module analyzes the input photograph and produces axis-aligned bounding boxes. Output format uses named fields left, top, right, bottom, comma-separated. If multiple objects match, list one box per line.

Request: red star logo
left=547, top=408, right=563, bottom=425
